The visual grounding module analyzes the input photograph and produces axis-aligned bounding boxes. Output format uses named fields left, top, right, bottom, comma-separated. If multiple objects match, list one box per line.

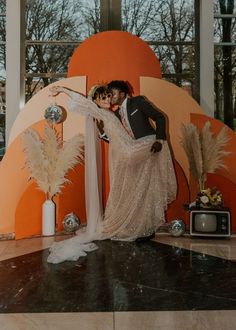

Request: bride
left=47, top=84, right=177, bottom=263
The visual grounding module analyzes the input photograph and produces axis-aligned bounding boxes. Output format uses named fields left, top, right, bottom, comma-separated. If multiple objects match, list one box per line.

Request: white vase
left=42, top=199, right=55, bottom=236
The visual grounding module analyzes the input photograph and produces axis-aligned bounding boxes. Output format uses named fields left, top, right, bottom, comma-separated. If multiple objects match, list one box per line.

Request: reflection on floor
left=1, top=234, right=236, bottom=329
left=156, top=234, right=236, bottom=261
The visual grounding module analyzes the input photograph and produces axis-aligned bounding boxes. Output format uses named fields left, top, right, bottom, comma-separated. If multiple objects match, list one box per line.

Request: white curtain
left=84, top=115, right=103, bottom=237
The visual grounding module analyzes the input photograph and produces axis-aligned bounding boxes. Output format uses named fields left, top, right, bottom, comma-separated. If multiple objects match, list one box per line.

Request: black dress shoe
left=135, top=232, right=155, bottom=243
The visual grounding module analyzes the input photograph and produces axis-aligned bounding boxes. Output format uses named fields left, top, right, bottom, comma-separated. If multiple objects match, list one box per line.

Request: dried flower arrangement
left=180, top=121, right=230, bottom=191
left=196, top=187, right=222, bottom=208
left=22, top=125, right=84, bottom=199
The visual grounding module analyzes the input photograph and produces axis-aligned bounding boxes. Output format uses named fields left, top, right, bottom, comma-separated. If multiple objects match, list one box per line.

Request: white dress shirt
left=119, top=98, right=134, bottom=138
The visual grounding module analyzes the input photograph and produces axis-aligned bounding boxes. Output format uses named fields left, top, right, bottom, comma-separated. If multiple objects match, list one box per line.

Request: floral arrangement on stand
left=22, top=125, right=84, bottom=235
left=180, top=121, right=230, bottom=209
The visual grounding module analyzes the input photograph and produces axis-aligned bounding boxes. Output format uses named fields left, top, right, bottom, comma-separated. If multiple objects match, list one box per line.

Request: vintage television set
left=190, top=209, right=231, bottom=237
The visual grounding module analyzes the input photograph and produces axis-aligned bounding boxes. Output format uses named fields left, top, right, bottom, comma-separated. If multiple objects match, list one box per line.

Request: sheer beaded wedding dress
left=47, top=91, right=177, bottom=263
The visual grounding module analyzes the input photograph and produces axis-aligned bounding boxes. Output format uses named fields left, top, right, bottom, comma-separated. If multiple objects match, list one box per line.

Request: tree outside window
left=214, top=0, right=236, bottom=130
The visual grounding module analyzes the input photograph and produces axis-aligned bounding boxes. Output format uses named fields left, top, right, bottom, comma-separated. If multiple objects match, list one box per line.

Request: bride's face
left=95, top=93, right=111, bottom=110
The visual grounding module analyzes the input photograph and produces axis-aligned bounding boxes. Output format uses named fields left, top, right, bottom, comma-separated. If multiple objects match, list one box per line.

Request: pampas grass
left=180, top=121, right=230, bottom=190
left=22, top=126, right=84, bottom=199
left=181, top=123, right=203, bottom=188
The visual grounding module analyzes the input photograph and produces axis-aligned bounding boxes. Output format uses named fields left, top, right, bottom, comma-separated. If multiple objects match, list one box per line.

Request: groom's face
left=110, top=88, right=126, bottom=106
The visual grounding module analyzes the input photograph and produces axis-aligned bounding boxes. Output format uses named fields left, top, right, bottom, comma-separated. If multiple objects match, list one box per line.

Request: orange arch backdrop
left=68, top=31, right=162, bottom=95
left=1, top=31, right=236, bottom=239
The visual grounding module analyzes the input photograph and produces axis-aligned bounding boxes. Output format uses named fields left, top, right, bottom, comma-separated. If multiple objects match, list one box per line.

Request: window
left=25, top=0, right=200, bottom=102
left=25, top=0, right=100, bottom=101
left=0, top=0, right=202, bottom=161
left=122, top=0, right=200, bottom=100
left=214, top=0, right=236, bottom=130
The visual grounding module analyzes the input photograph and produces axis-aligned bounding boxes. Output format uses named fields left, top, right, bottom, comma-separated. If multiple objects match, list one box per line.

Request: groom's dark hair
left=107, top=80, right=132, bottom=96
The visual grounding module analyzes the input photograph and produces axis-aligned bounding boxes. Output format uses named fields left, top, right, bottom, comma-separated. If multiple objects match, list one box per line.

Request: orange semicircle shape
left=68, top=31, right=162, bottom=95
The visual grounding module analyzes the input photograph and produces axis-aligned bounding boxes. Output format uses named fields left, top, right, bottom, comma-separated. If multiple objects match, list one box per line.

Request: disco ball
left=63, top=212, right=80, bottom=233
left=44, top=104, right=63, bottom=124
left=168, top=219, right=185, bottom=237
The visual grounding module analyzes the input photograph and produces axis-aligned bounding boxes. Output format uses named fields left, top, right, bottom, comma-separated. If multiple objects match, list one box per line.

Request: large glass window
left=25, top=0, right=199, bottom=101
left=0, top=0, right=201, bottom=161
left=25, top=0, right=100, bottom=101
left=214, top=0, right=236, bottom=130
left=122, top=0, right=199, bottom=100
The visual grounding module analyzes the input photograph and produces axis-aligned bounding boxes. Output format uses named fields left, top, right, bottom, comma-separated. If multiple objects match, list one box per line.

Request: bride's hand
left=49, top=86, right=65, bottom=97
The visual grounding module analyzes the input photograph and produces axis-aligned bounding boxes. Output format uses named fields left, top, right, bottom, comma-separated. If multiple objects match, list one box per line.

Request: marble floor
left=0, top=233, right=236, bottom=329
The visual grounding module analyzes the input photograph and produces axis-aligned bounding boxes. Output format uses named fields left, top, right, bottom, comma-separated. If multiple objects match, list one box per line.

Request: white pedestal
left=42, top=199, right=55, bottom=236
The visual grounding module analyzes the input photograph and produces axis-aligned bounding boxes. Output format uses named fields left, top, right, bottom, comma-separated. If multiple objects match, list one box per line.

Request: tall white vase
left=42, top=199, right=55, bottom=236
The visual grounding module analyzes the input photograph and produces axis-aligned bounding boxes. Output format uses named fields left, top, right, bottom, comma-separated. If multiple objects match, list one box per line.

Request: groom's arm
left=138, top=96, right=166, bottom=140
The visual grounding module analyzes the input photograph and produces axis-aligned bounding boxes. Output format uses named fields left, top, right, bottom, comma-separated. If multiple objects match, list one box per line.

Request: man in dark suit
left=107, top=80, right=166, bottom=153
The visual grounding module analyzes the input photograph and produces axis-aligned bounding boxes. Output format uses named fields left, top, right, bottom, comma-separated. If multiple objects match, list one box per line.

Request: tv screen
left=194, top=213, right=217, bottom=232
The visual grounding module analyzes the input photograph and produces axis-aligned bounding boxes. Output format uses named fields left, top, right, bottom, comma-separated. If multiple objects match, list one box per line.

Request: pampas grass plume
left=180, top=121, right=230, bottom=190
left=22, top=126, right=84, bottom=199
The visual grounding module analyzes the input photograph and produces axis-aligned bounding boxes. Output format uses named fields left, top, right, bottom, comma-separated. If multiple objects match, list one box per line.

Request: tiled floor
left=156, top=234, right=236, bottom=260
left=0, top=234, right=236, bottom=329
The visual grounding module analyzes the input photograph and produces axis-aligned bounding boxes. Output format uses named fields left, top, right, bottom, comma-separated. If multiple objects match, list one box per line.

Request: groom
left=106, top=80, right=167, bottom=153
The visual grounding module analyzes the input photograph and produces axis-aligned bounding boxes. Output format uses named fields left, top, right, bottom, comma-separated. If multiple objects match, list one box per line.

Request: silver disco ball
left=63, top=212, right=80, bottom=233
left=168, top=219, right=185, bottom=237
left=44, top=104, right=63, bottom=124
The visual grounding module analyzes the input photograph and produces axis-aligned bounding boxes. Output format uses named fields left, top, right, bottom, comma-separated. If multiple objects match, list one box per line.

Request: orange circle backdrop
left=68, top=31, right=162, bottom=95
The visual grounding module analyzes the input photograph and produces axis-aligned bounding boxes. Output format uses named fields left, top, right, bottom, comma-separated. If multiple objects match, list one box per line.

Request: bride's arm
left=50, top=86, right=76, bottom=98
left=49, top=86, right=104, bottom=120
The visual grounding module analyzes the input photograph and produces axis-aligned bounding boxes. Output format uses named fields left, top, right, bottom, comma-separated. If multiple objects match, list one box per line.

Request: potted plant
left=22, top=125, right=84, bottom=236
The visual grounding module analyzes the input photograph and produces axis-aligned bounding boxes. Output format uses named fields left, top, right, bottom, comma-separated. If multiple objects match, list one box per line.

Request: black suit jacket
left=114, top=96, right=166, bottom=140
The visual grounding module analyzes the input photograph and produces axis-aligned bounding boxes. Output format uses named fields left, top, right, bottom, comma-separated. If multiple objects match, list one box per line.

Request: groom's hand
left=150, top=140, right=163, bottom=153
